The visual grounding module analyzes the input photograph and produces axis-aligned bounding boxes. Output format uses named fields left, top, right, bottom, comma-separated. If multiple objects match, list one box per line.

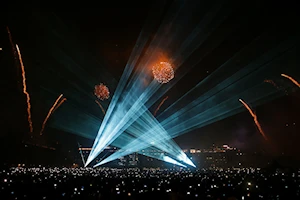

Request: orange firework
left=239, top=99, right=268, bottom=141
left=40, top=94, right=64, bottom=135
left=7, top=27, right=17, bottom=60
left=154, top=96, right=169, bottom=116
left=264, top=79, right=289, bottom=95
left=152, top=62, right=174, bottom=83
left=264, top=79, right=278, bottom=88
left=16, top=44, right=33, bottom=133
left=95, top=100, right=106, bottom=115
left=53, top=98, right=67, bottom=113
left=94, top=83, right=110, bottom=100
left=281, top=74, right=300, bottom=88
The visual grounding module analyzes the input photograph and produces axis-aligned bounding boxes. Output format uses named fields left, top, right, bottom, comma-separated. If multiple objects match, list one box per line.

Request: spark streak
left=95, top=100, right=106, bottom=115
left=239, top=99, right=268, bottom=141
left=40, top=94, right=64, bottom=135
left=52, top=98, right=67, bottom=113
left=16, top=44, right=33, bottom=133
left=264, top=79, right=278, bottom=88
left=154, top=96, right=168, bottom=116
left=281, top=74, right=300, bottom=88
left=7, top=27, right=17, bottom=60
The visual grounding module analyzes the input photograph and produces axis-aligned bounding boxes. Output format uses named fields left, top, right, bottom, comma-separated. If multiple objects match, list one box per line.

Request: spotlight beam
left=97, top=35, right=298, bottom=166
left=102, top=83, right=281, bottom=166
left=87, top=1, right=234, bottom=165
left=159, top=35, right=299, bottom=121
left=87, top=1, right=170, bottom=164
left=97, top=110, right=195, bottom=167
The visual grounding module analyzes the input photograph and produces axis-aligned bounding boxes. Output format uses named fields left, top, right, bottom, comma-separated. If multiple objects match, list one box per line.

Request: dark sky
left=0, top=0, right=300, bottom=160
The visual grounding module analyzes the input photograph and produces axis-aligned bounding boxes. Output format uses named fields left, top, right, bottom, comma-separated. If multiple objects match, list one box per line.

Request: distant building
left=185, top=144, right=243, bottom=168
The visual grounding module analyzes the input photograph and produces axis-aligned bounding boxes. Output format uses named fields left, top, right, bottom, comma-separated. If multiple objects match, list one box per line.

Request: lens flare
left=95, top=100, right=106, bottom=115
left=16, top=44, right=33, bottom=133
left=154, top=96, right=168, bottom=116
left=152, top=62, right=174, bottom=83
left=94, top=83, right=110, bottom=100
left=40, top=94, right=65, bottom=135
left=239, top=99, right=268, bottom=141
left=281, top=74, right=300, bottom=88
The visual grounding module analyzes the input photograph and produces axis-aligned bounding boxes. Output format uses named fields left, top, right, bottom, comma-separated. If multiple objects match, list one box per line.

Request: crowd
left=0, top=166, right=300, bottom=199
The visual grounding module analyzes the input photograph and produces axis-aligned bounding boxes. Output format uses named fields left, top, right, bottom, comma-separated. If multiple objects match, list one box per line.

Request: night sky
left=0, top=0, right=300, bottom=163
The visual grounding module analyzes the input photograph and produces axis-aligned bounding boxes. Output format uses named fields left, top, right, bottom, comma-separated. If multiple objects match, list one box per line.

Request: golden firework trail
left=239, top=99, right=268, bottom=141
left=95, top=100, right=106, bottom=115
left=16, top=44, right=33, bottom=133
left=40, top=94, right=64, bottom=135
left=281, top=74, right=300, bottom=88
left=154, top=96, right=169, bottom=116
left=52, top=98, right=67, bottom=113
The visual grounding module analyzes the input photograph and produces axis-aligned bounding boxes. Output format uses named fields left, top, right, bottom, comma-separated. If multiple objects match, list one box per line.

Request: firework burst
left=94, top=83, right=110, bottom=100
left=152, top=62, right=174, bottom=84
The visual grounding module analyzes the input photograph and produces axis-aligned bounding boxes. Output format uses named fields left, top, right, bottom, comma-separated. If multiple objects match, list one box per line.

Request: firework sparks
left=52, top=98, right=67, bottom=113
left=239, top=99, right=268, bottom=141
left=264, top=79, right=289, bottom=95
left=16, top=44, right=33, bottom=133
left=264, top=79, right=278, bottom=88
left=40, top=94, right=64, bottom=135
left=7, top=27, right=17, bottom=60
left=152, top=62, right=174, bottom=83
left=281, top=74, right=300, bottom=88
left=95, top=100, right=106, bottom=115
left=94, top=83, right=110, bottom=100
left=154, top=96, right=169, bottom=116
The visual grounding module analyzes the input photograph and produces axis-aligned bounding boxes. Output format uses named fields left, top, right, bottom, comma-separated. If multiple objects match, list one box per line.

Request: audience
left=0, top=166, right=299, bottom=199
